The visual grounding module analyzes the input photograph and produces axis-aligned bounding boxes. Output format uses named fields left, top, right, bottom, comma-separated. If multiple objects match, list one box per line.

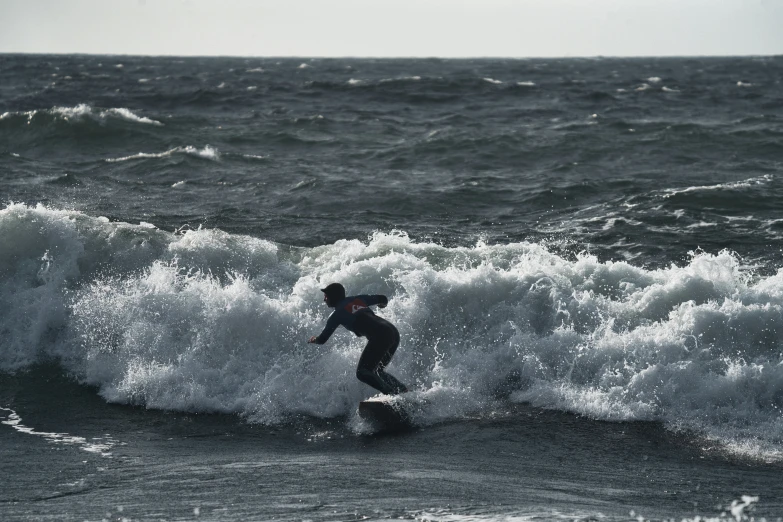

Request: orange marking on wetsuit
left=345, top=298, right=368, bottom=314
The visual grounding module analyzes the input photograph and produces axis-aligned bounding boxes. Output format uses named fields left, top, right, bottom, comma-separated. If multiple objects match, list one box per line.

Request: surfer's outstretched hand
left=307, top=336, right=317, bottom=343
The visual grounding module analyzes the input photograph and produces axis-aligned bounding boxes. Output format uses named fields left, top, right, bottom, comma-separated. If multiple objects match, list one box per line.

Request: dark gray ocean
left=2, top=54, right=783, bottom=521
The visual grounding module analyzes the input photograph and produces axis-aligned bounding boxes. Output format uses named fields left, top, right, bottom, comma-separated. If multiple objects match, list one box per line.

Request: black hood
left=320, top=283, right=346, bottom=306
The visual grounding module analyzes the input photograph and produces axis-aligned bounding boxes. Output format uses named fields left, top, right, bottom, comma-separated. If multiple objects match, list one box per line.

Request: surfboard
left=358, top=397, right=414, bottom=432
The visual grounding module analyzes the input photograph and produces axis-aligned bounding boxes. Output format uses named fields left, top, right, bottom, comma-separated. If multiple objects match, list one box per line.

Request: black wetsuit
left=312, top=294, right=408, bottom=395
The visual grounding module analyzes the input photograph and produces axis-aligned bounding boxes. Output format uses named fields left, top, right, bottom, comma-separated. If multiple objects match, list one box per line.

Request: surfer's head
left=320, top=283, right=346, bottom=307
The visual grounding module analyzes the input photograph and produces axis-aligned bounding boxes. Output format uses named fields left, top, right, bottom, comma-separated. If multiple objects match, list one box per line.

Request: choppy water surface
left=2, top=54, right=783, bottom=520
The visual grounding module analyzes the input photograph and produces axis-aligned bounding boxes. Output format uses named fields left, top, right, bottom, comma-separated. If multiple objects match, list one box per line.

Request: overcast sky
left=2, top=0, right=782, bottom=58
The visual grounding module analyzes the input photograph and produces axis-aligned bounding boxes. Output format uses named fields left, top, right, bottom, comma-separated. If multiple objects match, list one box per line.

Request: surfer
left=308, top=283, right=409, bottom=395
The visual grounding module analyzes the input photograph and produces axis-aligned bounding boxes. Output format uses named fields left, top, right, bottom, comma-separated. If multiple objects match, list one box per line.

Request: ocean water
left=1, top=54, right=783, bottom=521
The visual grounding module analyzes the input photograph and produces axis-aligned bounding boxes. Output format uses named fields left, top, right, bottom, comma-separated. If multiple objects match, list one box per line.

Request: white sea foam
left=737, top=81, right=753, bottom=88
left=3, top=204, right=783, bottom=461
left=647, top=76, right=662, bottom=83
left=104, top=107, right=163, bottom=126
left=0, top=104, right=163, bottom=126
left=662, top=86, right=680, bottom=93
left=483, top=78, right=503, bottom=84
left=662, top=174, right=772, bottom=197
left=0, top=407, right=118, bottom=457
left=106, top=145, right=220, bottom=163
left=378, top=76, right=422, bottom=83
left=246, top=68, right=264, bottom=73
left=516, top=81, right=536, bottom=87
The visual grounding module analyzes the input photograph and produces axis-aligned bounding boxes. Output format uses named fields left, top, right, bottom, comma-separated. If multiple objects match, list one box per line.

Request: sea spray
left=2, top=203, right=783, bottom=460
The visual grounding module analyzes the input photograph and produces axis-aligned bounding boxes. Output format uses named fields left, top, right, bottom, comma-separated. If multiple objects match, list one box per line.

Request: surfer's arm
left=308, top=314, right=340, bottom=344
left=362, top=294, right=389, bottom=308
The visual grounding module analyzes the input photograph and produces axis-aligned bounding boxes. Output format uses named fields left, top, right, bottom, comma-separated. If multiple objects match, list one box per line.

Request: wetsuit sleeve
left=313, top=313, right=340, bottom=344
left=362, top=295, right=389, bottom=307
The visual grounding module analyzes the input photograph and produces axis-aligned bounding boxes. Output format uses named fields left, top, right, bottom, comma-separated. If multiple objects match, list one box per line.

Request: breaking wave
left=2, top=203, right=783, bottom=461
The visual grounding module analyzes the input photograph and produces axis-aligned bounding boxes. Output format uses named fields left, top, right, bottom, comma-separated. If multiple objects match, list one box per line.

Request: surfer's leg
left=356, top=337, right=395, bottom=394
left=377, top=328, right=408, bottom=394
left=379, top=326, right=400, bottom=369
left=377, top=370, right=408, bottom=395
left=357, top=328, right=408, bottom=395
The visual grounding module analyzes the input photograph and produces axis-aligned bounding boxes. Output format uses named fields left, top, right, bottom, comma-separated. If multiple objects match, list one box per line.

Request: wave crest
left=106, top=145, right=220, bottom=163
left=2, top=204, right=783, bottom=461
left=0, top=104, right=163, bottom=126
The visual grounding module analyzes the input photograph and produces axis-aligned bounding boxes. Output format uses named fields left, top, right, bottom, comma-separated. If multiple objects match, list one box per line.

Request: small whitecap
left=11, top=153, right=20, bottom=157
left=247, top=86, right=257, bottom=91
left=115, top=64, right=123, bottom=69
left=298, top=63, right=310, bottom=69
left=635, top=83, right=650, bottom=91
left=347, top=78, right=363, bottom=85
left=172, top=181, right=186, bottom=188
left=737, top=81, right=753, bottom=87
left=516, top=81, right=535, bottom=87
left=662, top=86, right=680, bottom=93
left=53, top=104, right=93, bottom=119
left=106, top=145, right=219, bottom=163
left=483, top=78, right=503, bottom=84
left=104, top=108, right=163, bottom=126
left=616, top=88, right=627, bottom=93
left=217, top=82, right=226, bottom=89
left=184, top=145, right=220, bottom=160
left=647, top=76, right=662, bottom=83
left=246, top=67, right=264, bottom=73
left=378, top=76, right=421, bottom=84
left=138, top=78, right=150, bottom=83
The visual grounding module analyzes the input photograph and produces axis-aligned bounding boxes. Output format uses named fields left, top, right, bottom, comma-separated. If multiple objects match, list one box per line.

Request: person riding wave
left=308, top=283, right=408, bottom=395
